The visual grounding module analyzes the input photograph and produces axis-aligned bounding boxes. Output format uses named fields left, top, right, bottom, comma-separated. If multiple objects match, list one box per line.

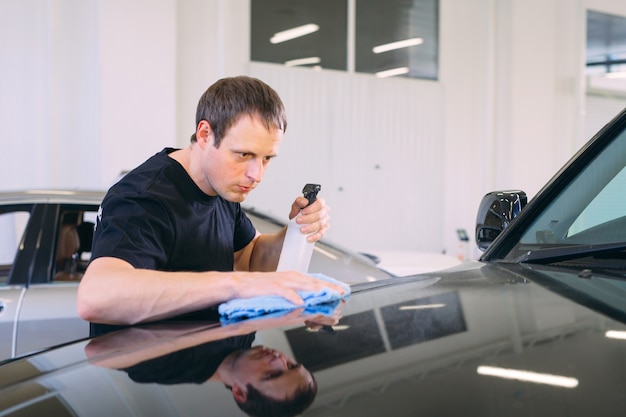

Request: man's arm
left=77, top=257, right=344, bottom=326
left=77, top=197, right=334, bottom=326
left=77, top=257, right=239, bottom=325
left=235, top=231, right=284, bottom=272
left=239, top=196, right=330, bottom=272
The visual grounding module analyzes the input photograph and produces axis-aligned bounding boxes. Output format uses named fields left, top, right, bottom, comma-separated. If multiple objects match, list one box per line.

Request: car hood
left=1, top=261, right=625, bottom=416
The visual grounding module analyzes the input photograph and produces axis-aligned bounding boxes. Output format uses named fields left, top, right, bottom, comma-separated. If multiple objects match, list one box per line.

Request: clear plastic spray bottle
left=276, top=184, right=321, bottom=273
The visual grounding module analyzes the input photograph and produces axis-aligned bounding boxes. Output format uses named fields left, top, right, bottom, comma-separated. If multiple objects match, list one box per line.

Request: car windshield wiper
left=521, top=242, right=626, bottom=264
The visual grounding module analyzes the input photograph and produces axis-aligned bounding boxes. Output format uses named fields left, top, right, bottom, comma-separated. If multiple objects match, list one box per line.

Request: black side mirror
left=475, top=191, right=527, bottom=251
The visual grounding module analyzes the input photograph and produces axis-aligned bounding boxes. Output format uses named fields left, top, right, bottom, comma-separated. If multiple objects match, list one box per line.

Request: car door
left=14, top=204, right=98, bottom=358
left=0, top=202, right=97, bottom=360
left=0, top=287, right=23, bottom=360
left=16, top=283, right=88, bottom=356
left=0, top=203, right=36, bottom=360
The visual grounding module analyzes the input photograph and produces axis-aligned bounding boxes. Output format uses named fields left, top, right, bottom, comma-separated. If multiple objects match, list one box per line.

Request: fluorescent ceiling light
left=399, top=303, right=445, bottom=310
left=285, top=56, right=321, bottom=67
left=373, top=37, right=423, bottom=54
left=606, top=330, right=626, bottom=340
left=270, top=24, right=319, bottom=44
left=375, top=67, right=410, bottom=78
left=605, top=71, right=626, bottom=79
left=477, top=366, right=578, bottom=388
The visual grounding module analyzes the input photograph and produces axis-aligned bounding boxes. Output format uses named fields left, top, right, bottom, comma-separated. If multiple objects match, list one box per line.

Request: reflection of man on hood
left=220, top=344, right=317, bottom=417
left=122, top=336, right=317, bottom=417
left=85, top=307, right=341, bottom=417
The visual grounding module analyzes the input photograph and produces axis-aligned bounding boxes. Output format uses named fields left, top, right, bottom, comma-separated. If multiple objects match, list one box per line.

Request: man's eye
left=264, top=371, right=283, bottom=380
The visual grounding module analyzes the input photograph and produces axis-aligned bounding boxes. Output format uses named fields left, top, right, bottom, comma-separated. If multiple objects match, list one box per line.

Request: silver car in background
left=0, top=190, right=392, bottom=361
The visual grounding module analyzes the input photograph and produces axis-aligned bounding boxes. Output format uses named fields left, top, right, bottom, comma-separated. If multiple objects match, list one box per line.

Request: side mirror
left=475, top=190, right=527, bottom=251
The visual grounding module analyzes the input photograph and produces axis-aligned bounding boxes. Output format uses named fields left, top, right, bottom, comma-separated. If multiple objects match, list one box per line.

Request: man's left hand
left=288, top=197, right=330, bottom=243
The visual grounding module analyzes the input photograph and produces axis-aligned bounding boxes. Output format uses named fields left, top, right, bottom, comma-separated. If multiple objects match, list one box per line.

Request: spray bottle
left=276, top=184, right=321, bottom=272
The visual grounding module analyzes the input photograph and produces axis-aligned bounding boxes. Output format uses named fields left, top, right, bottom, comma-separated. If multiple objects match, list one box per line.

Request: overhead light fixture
left=373, top=37, right=423, bottom=54
left=606, top=330, right=626, bottom=340
left=605, top=71, right=626, bottom=79
left=477, top=366, right=578, bottom=388
left=399, top=303, right=445, bottom=310
left=375, top=67, right=409, bottom=78
left=285, top=56, right=321, bottom=67
left=270, top=23, right=320, bottom=44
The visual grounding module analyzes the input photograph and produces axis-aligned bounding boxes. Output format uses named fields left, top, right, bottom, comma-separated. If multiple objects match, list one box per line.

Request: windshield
left=503, top=123, right=626, bottom=262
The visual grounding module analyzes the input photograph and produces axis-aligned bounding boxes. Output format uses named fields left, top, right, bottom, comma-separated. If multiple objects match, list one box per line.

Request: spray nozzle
left=302, top=184, right=321, bottom=207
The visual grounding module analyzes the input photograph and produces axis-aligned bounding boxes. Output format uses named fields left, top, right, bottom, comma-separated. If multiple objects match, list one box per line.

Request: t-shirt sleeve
left=91, top=193, right=172, bottom=269
left=233, top=205, right=257, bottom=252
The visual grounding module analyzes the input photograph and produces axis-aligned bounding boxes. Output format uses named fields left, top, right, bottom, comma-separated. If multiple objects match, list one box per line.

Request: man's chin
left=226, top=191, right=248, bottom=203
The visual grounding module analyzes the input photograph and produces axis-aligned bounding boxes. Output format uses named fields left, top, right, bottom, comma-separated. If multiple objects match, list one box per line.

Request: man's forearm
left=248, top=229, right=286, bottom=272
left=77, top=257, right=238, bottom=325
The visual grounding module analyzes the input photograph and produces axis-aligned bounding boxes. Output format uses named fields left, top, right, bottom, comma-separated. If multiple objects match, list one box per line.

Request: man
left=219, top=344, right=316, bottom=417
left=85, top=309, right=332, bottom=417
left=77, top=76, right=344, bottom=325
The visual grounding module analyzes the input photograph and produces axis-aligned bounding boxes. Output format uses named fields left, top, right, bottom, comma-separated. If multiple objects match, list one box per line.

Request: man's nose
left=270, top=353, right=288, bottom=369
left=247, top=159, right=264, bottom=183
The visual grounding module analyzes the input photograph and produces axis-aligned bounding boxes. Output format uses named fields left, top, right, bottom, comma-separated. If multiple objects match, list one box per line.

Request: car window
left=505, top=123, right=626, bottom=259
left=568, top=164, right=626, bottom=238
left=53, top=209, right=97, bottom=282
left=79, top=210, right=97, bottom=263
left=0, top=211, right=29, bottom=284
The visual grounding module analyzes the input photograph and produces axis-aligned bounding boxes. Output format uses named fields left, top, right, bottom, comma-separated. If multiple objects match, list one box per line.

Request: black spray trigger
left=303, top=184, right=321, bottom=207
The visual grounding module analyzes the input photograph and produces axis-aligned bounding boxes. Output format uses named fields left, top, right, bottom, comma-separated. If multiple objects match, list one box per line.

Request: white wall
left=1, top=0, right=626, bottom=257
left=439, top=0, right=588, bottom=258
left=0, top=0, right=177, bottom=188
left=244, top=64, right=445, bottom=253
left=175, top=0, right=250, bottom=149
left=97, top=0, right=177, bottom=185
left=0, top=0, right=100, bottom=187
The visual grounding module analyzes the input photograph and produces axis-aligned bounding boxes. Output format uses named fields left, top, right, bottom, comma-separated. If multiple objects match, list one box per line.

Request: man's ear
left=196, top=120, right=214, bottom=148
left=231, top=383, right=248, bottom=404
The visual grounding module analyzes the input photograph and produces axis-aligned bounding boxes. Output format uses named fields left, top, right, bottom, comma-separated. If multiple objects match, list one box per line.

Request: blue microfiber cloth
left=218, top=273, right=350, bottom=323
left=219, top=299, right=344, bottom=326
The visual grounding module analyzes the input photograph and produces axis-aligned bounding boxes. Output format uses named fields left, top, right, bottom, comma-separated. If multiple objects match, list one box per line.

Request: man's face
left=198, top=114, right=283, bottom=202
left=230, top=345, right=314, bottom=401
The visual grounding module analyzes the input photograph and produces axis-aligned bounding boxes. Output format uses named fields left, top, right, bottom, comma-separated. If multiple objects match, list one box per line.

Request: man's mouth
left=237, top=184, right=254, bottom=193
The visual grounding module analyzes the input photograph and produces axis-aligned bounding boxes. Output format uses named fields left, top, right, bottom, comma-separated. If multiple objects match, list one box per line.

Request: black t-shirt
left=123, top=333, right=256, bottom=385
left=91, top=148, right=257, bottom=272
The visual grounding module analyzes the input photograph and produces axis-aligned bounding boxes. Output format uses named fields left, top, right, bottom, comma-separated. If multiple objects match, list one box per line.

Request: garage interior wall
left=1, top=0, right=626, bottom=259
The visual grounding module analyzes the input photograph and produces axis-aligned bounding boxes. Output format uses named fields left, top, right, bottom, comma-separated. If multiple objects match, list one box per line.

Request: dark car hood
left=1, top=261, right=625, bottom=416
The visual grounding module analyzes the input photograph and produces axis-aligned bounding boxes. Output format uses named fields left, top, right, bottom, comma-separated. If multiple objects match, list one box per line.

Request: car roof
left=0, top=189, right=106, bottom=205
left=0, top=188, right=392, bottom=283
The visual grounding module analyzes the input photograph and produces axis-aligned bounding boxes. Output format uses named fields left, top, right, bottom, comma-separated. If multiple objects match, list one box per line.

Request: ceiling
left=250, top=2, right=626, bottom=77
left=250, top=0, right=439, bottom=80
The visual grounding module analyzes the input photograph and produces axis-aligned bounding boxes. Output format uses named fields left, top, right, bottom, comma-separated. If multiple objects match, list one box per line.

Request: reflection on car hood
left=1, top=262, right=625, bottom=416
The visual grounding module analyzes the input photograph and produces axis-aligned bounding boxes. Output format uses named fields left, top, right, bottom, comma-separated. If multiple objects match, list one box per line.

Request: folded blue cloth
left=218, top=273, right=350, bottom=323
left=220, top=299, right=344, bottom=325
